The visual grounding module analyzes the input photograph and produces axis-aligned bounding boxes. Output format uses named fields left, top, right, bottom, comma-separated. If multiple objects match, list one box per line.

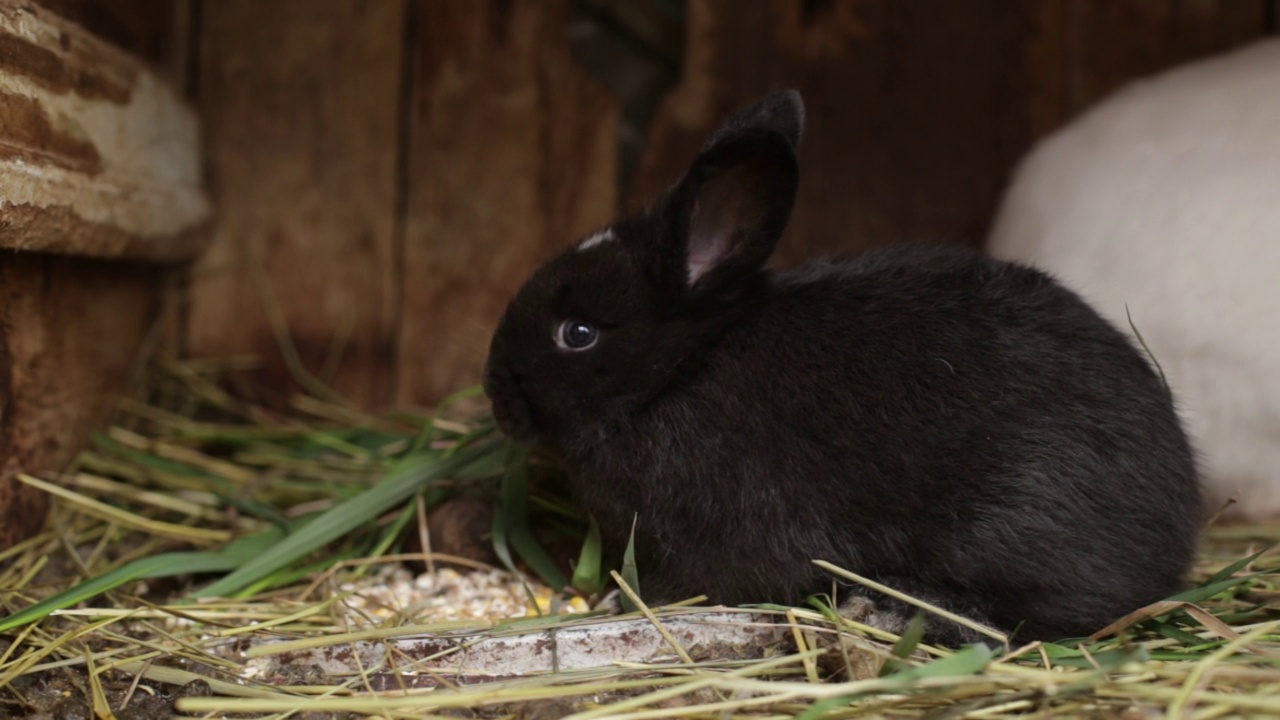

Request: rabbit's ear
left=703, top=89, right=805, bottom=152
left=658, top=123, right=799, bottom=297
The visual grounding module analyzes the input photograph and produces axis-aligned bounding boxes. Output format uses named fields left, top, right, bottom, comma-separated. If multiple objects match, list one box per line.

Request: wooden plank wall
left=396, top=2, right=616, bottom=406
left=0, top=0, right=191, bottom=551
left=0, top=257, right=160, bottom=549
left=184, top=0, right=616, bottom=410
left=630, top=0, right=1273, bottom=264
left=185, top=0, right=405, bottom=409
left=180, top=0, right=1275, bottom=411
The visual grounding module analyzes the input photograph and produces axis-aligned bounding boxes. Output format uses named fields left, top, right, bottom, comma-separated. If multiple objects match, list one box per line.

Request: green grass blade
left=92, top=433, right=290, bottom=526
left=498, top=444, right=569, bottom=591
left=490, top=479, right=544, bottom=615
left=190, top=442, right=494, bottom=599
left=1202, top=546, right=1273, bottom=587
left=1154, top=621, right=1209, bottom=646
left=880, top=613, right=925, bottom=676
left=802, top=594, right=840, bottom=623
left=571, top=516, right=605, bottom=595
left=0, top=525, right=289, bottom=632
left=619, top=515, right=641, bottom=613
left=492, top=493, right=518, bottom=575
left=796, top=644, right=995, bottom=713
left=889, top=643, right=993, bottom=682
left=1168, top=572, right=1264, bottom=604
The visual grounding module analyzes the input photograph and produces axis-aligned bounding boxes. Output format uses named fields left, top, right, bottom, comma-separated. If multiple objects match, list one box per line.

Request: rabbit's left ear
left=656, top=91, right=803, bottom=298
left=702, top=89, right=805, bottom=152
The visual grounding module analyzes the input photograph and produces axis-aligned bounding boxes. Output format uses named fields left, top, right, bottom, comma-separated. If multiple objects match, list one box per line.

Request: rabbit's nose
left=482, top=357, right=508, bottom=395
left=486, top=366, right=535, bottom=441
left=483, top=358, right=522, bottom=397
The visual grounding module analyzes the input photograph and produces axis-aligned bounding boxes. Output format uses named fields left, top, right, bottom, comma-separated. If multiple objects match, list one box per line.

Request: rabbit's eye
left=555, top=320, right=599, bottom=351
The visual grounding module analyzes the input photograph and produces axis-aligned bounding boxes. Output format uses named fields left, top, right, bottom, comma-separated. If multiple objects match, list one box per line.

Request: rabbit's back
left=491, top=90, right=1201, bottom=643
left=989, top=39, right=1280, bottom=519
left=573, top=244, right=1199, bottom=640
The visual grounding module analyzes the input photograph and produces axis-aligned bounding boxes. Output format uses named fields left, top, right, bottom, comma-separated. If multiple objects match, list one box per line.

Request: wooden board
left=629, top=0, right=1271, bottom=264
left=184, top=0, right=404, bottom=408
left=393, top=0, right=617, bottom=408
left=0, top=254, right=159, bottom=551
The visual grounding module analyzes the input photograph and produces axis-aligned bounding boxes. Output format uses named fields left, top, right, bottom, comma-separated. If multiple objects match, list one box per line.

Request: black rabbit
left=483, top=90, right=1202, bottom=645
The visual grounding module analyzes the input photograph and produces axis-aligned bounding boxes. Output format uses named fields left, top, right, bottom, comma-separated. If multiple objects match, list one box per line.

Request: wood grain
left=184, top=0, right=403, bottom=408
left=394, top=0, right=617, bottom=408
left=630, top=0, right=1047, bottom=261
left=631, top=0, right=1271, bottom=264
left=0, top=253, right=158, bottom=551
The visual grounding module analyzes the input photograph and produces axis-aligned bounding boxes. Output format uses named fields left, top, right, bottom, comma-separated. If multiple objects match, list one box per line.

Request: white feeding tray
left=243, top=609, right=798, bottom=688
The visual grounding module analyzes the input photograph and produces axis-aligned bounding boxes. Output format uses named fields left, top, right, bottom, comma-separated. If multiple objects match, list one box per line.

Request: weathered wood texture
left=394, top=0, right=617, bottom=408
left=183, top=0, right=616, bottom=410
left=0, top=253, right=159, bottom=550
left=630, top=0, right=1271, bottom=264
left=0, top=0, right=199, bottom=552
left=0, top=0, right=210, bottom=262
left=184, top=0, right=405, bottom=408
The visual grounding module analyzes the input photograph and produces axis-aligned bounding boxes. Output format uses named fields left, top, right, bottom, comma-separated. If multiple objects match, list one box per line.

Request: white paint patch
left=576, top=229, right=616, bottom=252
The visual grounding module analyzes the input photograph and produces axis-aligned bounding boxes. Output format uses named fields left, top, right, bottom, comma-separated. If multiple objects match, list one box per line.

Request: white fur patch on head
left=577, top=229, right=616, bottom=252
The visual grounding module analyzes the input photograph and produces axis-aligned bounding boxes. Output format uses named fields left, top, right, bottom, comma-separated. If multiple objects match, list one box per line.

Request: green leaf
left=880, top=613, right=925, bottom=676
left=886, top=643, right=994, bottom=683
left=803, top=594, right=841, bottom=623
left=490, top=474, right=542, bottom=615
left=1039, top=641, right=1083, bottom=659
left=492, top=495, right=518, bottom=574
left=893, top=614, right=925, bottom=658
left=619, top=514, right=641, bottom=613
left=1167, top=573, right=1263, bottom=604
left=1202, top=546, right=1274, bottom=587
left=1037, top=644, right=1147, bottom=669
left=190, top=442, right=494, bottom=599
left=497, top=444, right=569, bottom=590
left=92, top=433, right=290, bottom=527
left=236, top=544, right=366, bottom=597
left=1153, top=621, right=1207, bottom=646
left=0, top=525, right=290, bottom=632
left=571, top=516, right=605, bottom=595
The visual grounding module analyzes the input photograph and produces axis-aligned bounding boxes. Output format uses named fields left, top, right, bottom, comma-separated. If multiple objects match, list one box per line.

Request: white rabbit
left=989, top=39, right=1280, bottom=521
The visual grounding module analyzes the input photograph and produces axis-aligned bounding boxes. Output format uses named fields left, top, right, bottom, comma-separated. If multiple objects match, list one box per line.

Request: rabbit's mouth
left=483, top=358, right=537, bottom=442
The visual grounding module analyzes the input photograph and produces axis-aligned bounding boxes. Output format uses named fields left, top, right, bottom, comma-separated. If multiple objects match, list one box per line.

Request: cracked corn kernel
left=337, top=565, right=585, bottom=625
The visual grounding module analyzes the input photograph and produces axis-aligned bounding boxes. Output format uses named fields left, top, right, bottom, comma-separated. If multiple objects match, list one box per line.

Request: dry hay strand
left=1, top=360, right=1278, bottom=719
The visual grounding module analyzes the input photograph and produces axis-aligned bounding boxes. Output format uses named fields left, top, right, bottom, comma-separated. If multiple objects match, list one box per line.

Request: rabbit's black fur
left=484, top=90, right=1202, bottom=645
